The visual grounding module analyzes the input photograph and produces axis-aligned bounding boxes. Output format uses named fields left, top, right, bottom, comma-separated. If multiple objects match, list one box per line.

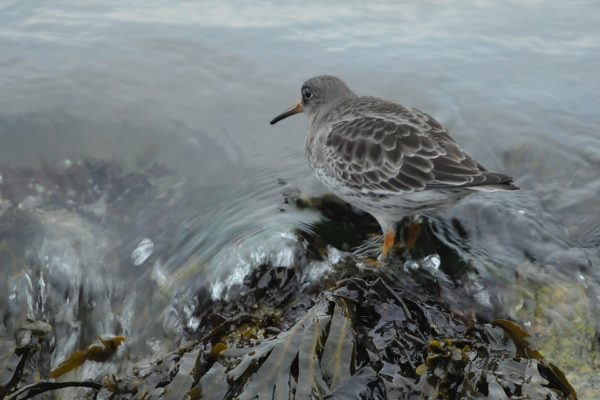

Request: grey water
left=1, top=0, right=599, bottom=396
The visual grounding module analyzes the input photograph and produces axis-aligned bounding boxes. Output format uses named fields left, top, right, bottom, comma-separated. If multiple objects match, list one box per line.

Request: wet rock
left=0, top=162, right=582, bottom=399
left=2, top=274, right=578, bottom=400
left=14, top=319, right=52, bottom=356
left=135, top=259, right=573, bottom=400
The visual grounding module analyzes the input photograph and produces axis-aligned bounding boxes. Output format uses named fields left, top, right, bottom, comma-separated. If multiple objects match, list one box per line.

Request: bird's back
left=305, top=95, right=517, bottom=212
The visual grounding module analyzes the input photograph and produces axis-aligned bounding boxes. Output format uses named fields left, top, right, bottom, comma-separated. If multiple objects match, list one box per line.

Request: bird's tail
left=466, top=182, right=519, bottom=192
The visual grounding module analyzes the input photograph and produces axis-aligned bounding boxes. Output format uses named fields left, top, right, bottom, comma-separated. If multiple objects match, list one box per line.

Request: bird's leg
left=375, top=218, right=399, bottom=261
left=382, top=228, right=396, bottom=259
left=406, top=221, right=421, bottom=250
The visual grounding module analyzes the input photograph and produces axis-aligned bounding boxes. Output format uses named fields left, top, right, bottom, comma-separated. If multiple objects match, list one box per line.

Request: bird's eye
left=302, top=88, right=313, bottom=101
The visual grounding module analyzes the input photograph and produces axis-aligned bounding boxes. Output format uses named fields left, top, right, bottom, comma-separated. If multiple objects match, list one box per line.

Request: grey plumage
left=304, top=82, right=516, bottom=192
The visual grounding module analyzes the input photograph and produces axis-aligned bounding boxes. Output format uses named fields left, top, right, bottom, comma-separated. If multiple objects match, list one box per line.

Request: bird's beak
left=270, top=101, right=303, bottom=125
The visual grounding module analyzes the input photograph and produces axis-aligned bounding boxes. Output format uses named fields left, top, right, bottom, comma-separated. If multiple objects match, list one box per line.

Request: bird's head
left=270, top=75, right=356, bottom=125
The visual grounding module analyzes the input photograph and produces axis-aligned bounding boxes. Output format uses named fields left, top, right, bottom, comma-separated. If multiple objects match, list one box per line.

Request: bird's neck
left=309, top=94, right=356, bottom=128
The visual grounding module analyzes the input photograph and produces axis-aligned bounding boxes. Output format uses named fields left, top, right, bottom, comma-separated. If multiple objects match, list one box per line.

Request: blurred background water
left=0, top=0, right=599, bottom=396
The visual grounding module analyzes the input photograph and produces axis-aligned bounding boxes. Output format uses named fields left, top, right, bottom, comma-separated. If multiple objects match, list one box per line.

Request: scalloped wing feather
left=323, top=110, right=515, bottom=195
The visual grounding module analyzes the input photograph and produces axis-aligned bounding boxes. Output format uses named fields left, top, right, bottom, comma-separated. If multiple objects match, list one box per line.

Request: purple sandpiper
left=271, top=75, right=518, bottom=258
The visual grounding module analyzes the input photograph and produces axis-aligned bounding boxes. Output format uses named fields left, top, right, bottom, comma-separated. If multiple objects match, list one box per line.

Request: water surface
left=1, top=0, right=599, bottom=396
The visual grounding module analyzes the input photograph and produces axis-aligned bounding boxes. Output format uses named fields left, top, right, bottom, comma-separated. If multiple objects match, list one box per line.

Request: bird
left=270, top=75, right=518, bottom=259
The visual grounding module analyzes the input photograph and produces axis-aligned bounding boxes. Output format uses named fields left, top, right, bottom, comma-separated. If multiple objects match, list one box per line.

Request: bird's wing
left=323, top=115, right=514, bottom=194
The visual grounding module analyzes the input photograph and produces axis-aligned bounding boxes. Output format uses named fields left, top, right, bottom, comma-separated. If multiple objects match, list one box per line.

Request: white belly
left=313, top=167, right=467, bottom=219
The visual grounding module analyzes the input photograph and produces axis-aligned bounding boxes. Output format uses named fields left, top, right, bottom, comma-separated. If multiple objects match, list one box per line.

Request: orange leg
left=406, top=222, right=421, bottom=250
left=382, top=228, right=396, bottom=259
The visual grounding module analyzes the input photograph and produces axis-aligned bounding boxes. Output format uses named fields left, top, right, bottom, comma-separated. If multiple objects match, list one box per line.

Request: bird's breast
left=304, top=126, right=327, bottom=171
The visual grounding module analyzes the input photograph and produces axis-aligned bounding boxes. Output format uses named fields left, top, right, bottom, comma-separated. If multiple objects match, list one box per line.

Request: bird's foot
left=363, top=257, right=383, bottom=267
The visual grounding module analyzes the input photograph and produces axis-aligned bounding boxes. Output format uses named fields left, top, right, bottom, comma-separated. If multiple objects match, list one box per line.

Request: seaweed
left=108, top=257, right=573, bottom=400
left=0, top=160, right=582, bottom=399
left=49, top=335, right=126, bottom=379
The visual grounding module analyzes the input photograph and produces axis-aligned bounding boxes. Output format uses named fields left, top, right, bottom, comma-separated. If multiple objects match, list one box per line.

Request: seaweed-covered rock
left=0, top=161, right=580, bottom=399
left=81, top=259, right=574, bottom=400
